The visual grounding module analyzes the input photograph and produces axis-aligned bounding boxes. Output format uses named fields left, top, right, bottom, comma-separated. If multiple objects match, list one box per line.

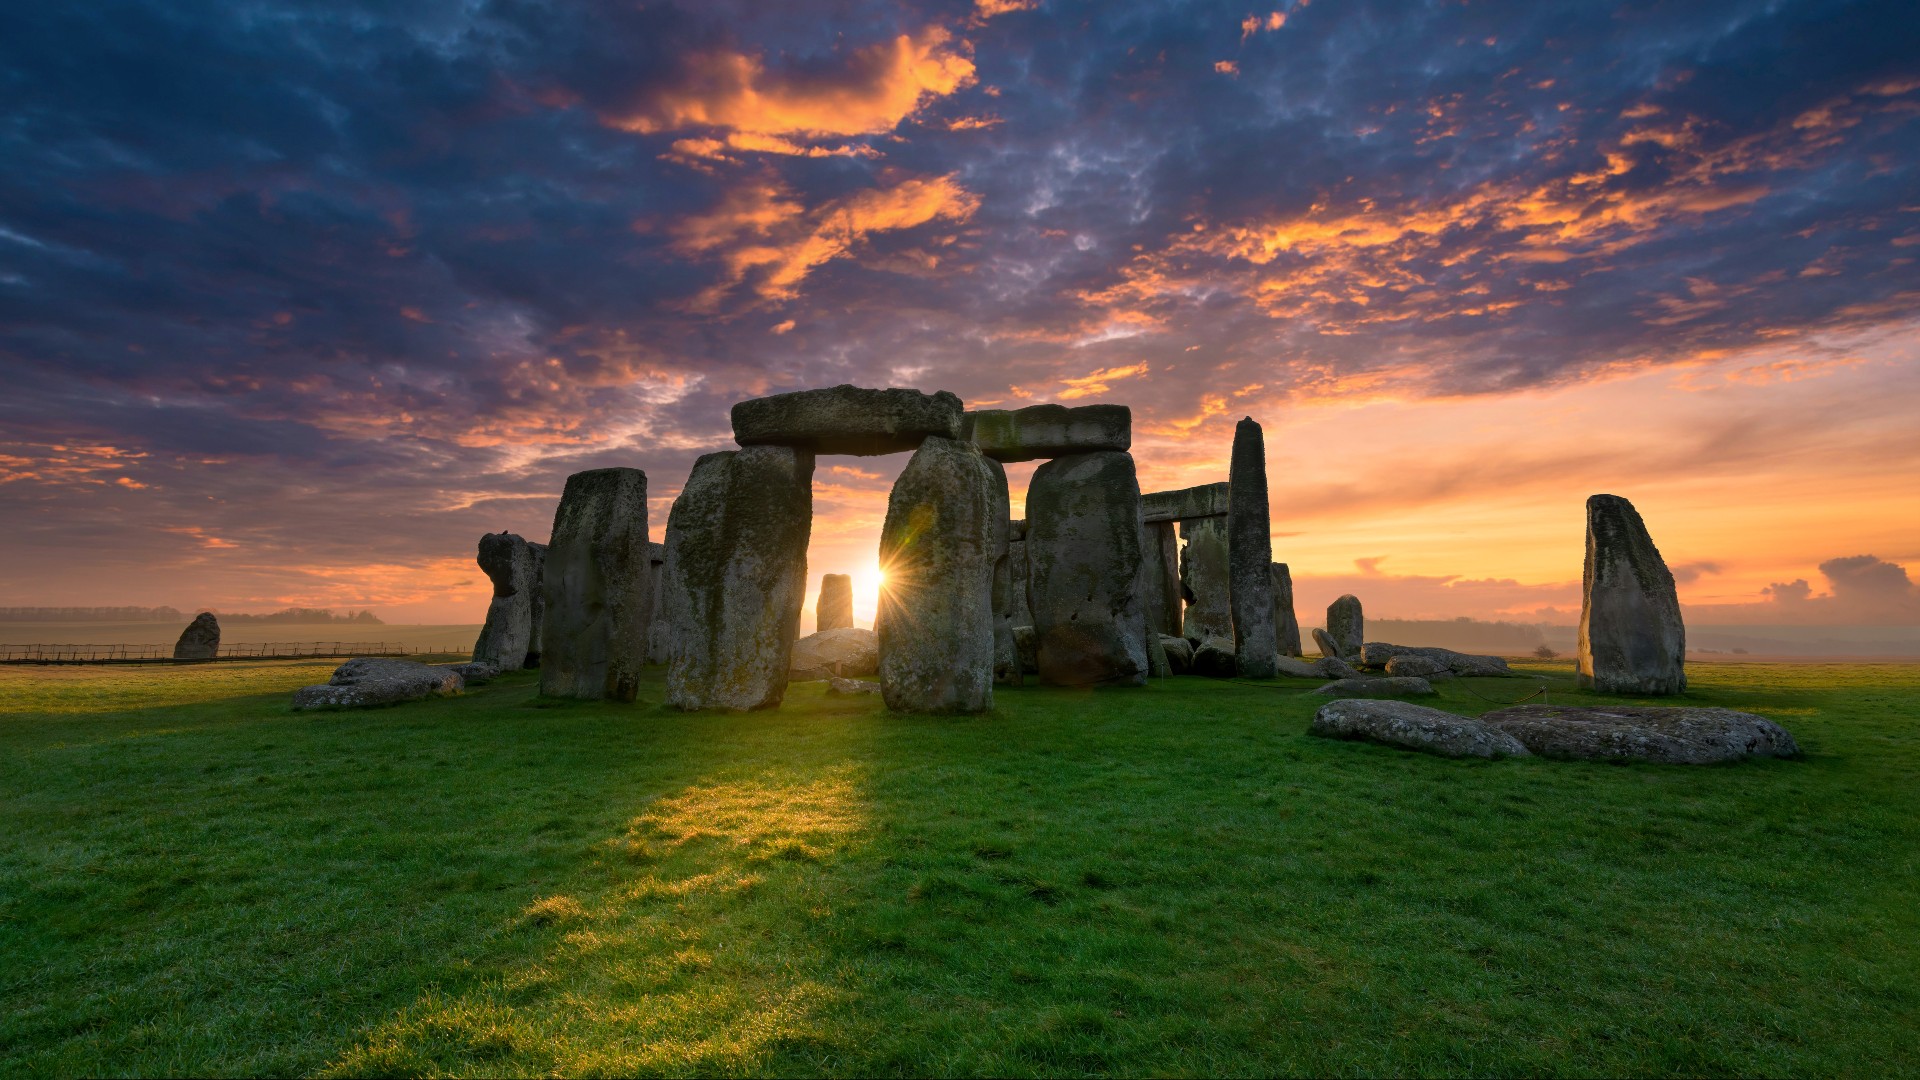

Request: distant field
left=2, top=660, right=1915, bottom=1076
left=0, top=621, right=481, bottom=652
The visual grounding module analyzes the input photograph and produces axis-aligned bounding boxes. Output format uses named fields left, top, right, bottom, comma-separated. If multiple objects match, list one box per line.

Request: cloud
left=1695, top=555, right=1920, bottom=624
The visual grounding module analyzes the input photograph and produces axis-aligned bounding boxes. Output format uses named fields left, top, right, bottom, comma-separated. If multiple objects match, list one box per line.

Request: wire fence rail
left=0, top=642, right=467, bottom=665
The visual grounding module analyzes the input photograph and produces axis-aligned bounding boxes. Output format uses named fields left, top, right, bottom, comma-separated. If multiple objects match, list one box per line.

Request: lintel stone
left=732, top=384, right=963, bottom=456
left=963, top=403, right=1130, bottom=463
left=1142, top=482, right=1231, bottom=523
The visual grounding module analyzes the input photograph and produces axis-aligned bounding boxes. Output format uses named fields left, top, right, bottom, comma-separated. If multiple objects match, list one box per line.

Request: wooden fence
left=0, top=642, right=466, bottom=665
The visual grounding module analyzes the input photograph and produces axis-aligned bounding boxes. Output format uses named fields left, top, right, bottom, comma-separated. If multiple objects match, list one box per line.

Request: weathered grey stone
left=732, top=384, right=963, bottom=456
left=541, top=468, right=652, bottom=701
left=1140, top=520, right=1183, bottom=637
left=644, top=542, right=667, bottom=665
left=1385, top=654, right=1452, bottom=679
left=1007, top=518, right=1027, bottom=542
left=663, top=447, right=813, bottom=711
left=1142, top=482, right=1231, bottom=523
left=827, top=676, right=883, bottom=695
left=1025, top=451, right=1150, bottom=687
left=1012, top=624, right=1038, bottom=673
left=1326, top=595, right=1363, bottom=661
left=442, top=660, right=500, bottom=686
left=1318, top=655, right=1363, bottom=680
left=816, top=574, right=853, bottom=632
left=1311, top=676, right=1438, bottom=698
left=1311, top=700, right=1532, bottom=759
left=985, top=458, right=1020, bottom=685
left=877, top=436, right=998, bottom=713
left=293, top=657, right=463, bottom=709
left=1159, top=634, right=1194, bottom=675
left=1192, top=636, right=1237, bottom=678
left=472, top=531, right=538, bottom=670
left=789, top=627, right=878, bottom=680
left=526, top=542, right=548, bottom=667
left=1276, top=654, right=1361, bottom=679
left=172, top=612, right=220, bottom=660
left=1272, top=562, right=1302, bottom=658
left=1481, top=705, right=1799, bottom=764
left=1147, top=632, right=1171, bottom=677
left=1228, top=417, right=1278, bottom=678
left=1579, top=494, right=1687, bottom=695
left=963, top=403, right=1131, bottom=462
left=1363, top=642, right=1513, bottom=677
left=1179, top=516, right=1232, bottom=640
left=1311, top=627, right=1342, bottom=660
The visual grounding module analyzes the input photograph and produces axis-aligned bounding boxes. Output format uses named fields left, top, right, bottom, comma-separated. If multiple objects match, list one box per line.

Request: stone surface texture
left=1025, top=450, right=1151, bottom=687
left=964, top=403, right=1131, bottom=462
left=1159, top=635, right=1194, bottom=675
left=985, top=457, right=1020, bottom=684
left=827, top=677, right=883, bottom=695
left=643, top=542, right=667, bottom=665
left=293, top=658, right=463, bottom=709
left=172, top=612, right=220, bottom=660
left=1012, top=624, right=1038, bottom=674
left=1140, top=520, right=1183, bottom=637
left=1363, top=643, right=1513, bottom=677
left=1312, top=676, right=1438, bottom=698
left=732, top=384, right=963, bottom=456
left=525, top=541, right=548, bottom=667
left=1192, top=636, right=1237, bottom=678
left=1272, top=562, right=1303, bottom=658
left=540, top=467, right=652, bottom=701
left=1179, top=515, right=1233, bottom=640
left=789, top=627, right=879, bottom=680
left=1141, top=482, right=1231, bottom=523
left=442, top=660, right=499, bottom=685
left=1311, top=700, right=1532, bottom=759
left=1481, top=705, right=1798, bottom=764
left=816, top=574, right=854, bottom=632
left=1326, top=595, right=1364, bottom=661
left=1227, top=417, right=1278, bottom=678
left=1275, top=655, right=1361, bottom=680
left=876, top=436, right=1000, bottom=713
left=662, top=447, right=814, bottom=711
left=1385, top=654, right=1452, bottom=679
left=472, top=531, right=538, bottom=670
left=1579, top=493, right=1687, bottom=695
left=1311, top=627, right=1342, bottom=660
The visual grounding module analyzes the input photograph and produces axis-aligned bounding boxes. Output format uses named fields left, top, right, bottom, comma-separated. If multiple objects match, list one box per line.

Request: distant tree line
left=219, top=608, right=385, bottom=625
left=0, top=606, right=185, bottom=622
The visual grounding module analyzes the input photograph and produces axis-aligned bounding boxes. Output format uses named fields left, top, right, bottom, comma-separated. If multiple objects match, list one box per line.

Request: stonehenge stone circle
left=1326, top=594, right=1364, bottom=661
left=1179, top=516, right=1232, bottom=640
left=876, top=436, right=999, bottom=713
left=1480, top=705, right=1798, bottom=764
left=1311, top=627, right=1341, bottom=660
left=984, top=457, right=1020, bottom=684
left=732, top=384, right=963, bottom=456
left=1142, top=482, right=1230, bottom=523
left=1271, top=562, right=1303, bottom=657
left=1025, top=450, right=1151, bottom=687
left=293, top=657, right=464, bottom=709
left=1140, top=520, right=1183, bottom=637
left=526, top=541, right=547, bottom=667
left=1311, top=700, right=1532, bottom=759
left=541, top=467, right=652, bottom=701
left=172, top=611, right=220, bottom=660
left=816, top=573, right=854, bottom=632
left=963, top=403, right=1131, bottom=462
left=663, top=446, right=813, bottom=711
left=790, top=627, right=878, bottom=681
left=471, top=530, right=538, bottom=671
left=1578, top=494, right=1686, bottom=695
left=1227, top=417, right=1278, bottom=678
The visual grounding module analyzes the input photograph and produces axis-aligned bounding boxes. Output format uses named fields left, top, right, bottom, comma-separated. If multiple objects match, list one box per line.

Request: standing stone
left=471, top=531, right=538, bottom=671
left=1179, top=516, right=1232, bottom=640
left=1026, top=451, right=1150, bottom=687
left=1326, top=594, right=1364, bottom=661
left=1139, top=520, right=1183, bottom=637
left=645, top=542, right=668, bottom=665
left=663, top=447, right=814, bottom=711
left=984, top=458, right=1020, bottom=684
left=1272, top=562, right=1302, bottom=657
left=1578, top=494, right=1686, bottom=695
left=526, top=542, right=547, bottom=667
left=877, top=436, right=998, bottom=713
left=172, top=612, right=220, bottom=660
left=541, top=468, right=652, bottom=701
left=1007, top=525, right=1035, bottom=629
left=816, top=574, right=854, bottom=632
left=1228, top=417, right=1278, bottom=678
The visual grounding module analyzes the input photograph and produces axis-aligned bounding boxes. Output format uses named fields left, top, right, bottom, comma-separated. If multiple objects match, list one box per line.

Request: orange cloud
left=1058, top=362, right=1150, bottom=400
left=975, top=0, right=1038, bottom=16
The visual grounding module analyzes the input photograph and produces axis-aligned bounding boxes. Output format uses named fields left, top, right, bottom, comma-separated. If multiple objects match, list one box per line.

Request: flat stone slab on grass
left=1275, top=655, right=1361, bottom=680
left=293, top=658, right=463, bottom=709
left=1311, top=699, right=1532, bottom=759
left=1480, top=704, right=1800, bottom=764
left=1362, top=642, right=1513, bottom=677
left=827, top=677, right=883, bottom=695
left=732, top=385, right=963, bottom=456
left=1312, top=676, right=1437, bottom=698
left=963, top=403, right=1130, bottom=462
left=790, top=627, right=878, bottom=681
left=1141, top=482, right=1230, bottom=523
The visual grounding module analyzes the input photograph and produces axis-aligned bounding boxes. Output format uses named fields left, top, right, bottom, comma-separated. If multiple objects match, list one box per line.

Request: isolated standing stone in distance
left=1578, top=493, right=1686, bottom=695
left=173, top=611, right=220, bottom=660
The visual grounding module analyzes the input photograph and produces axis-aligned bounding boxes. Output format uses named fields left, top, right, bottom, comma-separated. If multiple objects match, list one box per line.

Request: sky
left=2, top=0, right=1917, bottom=629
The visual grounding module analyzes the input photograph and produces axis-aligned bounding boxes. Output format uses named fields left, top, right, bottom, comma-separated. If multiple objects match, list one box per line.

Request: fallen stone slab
left=1192, top=636, right=1237, bottom=678
left=1479, top=705, right=1800, bottom=764
left=442, top=660, right=500, bottom=686
left=1362, top=642, right=1513, bottom=677
left=963, top=403, right=1130, bottom=462
left=293, top=658, right=464, bottom=709
left=173, top=612, right=220, bottom=660
left=732, top=384, right=963, bottom=456
left=790, top=627, right=879, bottom=681
left=1311, top=676, right=1437, bottom=698
left=1275, top=655, right=1361, bottom=680
left=1385, top=654, right=1451, bottom=679
left=827, top=677, right=883, bottom=695
left=1142, top=482, right=1230, bottom=523
left=1311, top=699, right=1532, bottom=759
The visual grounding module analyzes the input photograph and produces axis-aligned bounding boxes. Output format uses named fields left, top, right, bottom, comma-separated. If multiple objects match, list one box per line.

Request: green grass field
left=3, top=658, right=1916, bottom=1077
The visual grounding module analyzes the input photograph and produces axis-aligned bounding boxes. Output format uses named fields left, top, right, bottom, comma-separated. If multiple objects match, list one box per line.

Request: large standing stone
left=663, top=447, right=814, bottom=711
left=877, top=436, right=998, bottom=713
left=471, top=531, right=538, bottom=671
left=1228, top=417, right=1278, bottom=678
left=984, top=457, right=1019, bottom=684
left=1480, top=705, right=1797, bottom=764
left=1272, top=562, right=1302, bottom=657
left=541, top=468, right=652, bottom=701
left=1579, top=494, right=1686, bottom=695
left=816, top=574, right=854, bottom=632
left=1326, top=594, right=1363, bottom=661
left=963, top=403, right=1131, bottom=462
left=1006, top=530, right=1034, bottom=629
left=732, top=385, right=963, bottom=456
left=1141, top=482, right=1231, bottom=523
left=1026, top=450, right=1150, bottom=687
left=1179, top=516, right=1232, bottom=640
left=1139, top=520, right=1183, bottom=637
left=644, top=542, right=668, bottom=665
left=526, top=542, right=547, bottom=667
left=172, top=612, right=220, bottom=660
